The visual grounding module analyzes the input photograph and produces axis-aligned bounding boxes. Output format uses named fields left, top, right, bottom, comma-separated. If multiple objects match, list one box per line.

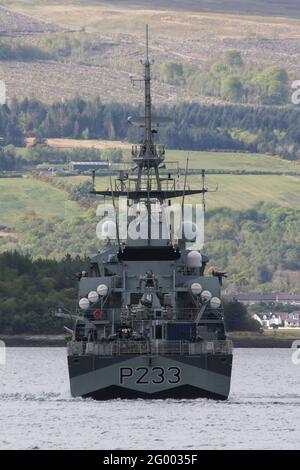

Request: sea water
left=0, top=348, right=299, bottom=449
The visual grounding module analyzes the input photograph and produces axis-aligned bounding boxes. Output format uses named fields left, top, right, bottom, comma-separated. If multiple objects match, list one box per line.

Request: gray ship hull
left=68, top=353, right=232, bottom=400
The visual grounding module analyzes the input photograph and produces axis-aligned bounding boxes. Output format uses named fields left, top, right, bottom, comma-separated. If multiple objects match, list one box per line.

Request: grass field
left=65, top=173, right=300, bottom=210
left=0, top=177, right=82, bottom=230
left=0, top=149, right=298, bottom=245
left=167, top=151, right=300, bottom=209
left=37, top=138, right=132, bottom=151
left=192, top=174, right=300, bottom=209
left=51, top=147, right=300, bottom=210
left=48, top=142, right=300, bottom=172
left=165, top=150, right=300, bottom=172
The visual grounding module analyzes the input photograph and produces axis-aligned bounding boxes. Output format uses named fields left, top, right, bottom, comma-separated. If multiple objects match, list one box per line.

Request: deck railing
left=81, top=307, right=223, bottom=322
left=68, top=340, right=233, bottom=357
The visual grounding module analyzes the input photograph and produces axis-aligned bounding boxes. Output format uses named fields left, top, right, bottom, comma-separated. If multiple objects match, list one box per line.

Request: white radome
left=190, top=282, right=202, bottom=296
left=88, top=291, right=99, bottom=303
left=210, top=296, right=221, bottom=309
left=79, top=297, right=90, bottom=310
left=201, top=290, right=212, bottom=302
left=186, top=251, right=202, bottom=268
left=97, top=284, right=108, bottom=297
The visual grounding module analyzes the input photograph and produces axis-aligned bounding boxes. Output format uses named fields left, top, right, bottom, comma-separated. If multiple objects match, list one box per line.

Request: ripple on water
left=0, top=348, right=299, bottom=449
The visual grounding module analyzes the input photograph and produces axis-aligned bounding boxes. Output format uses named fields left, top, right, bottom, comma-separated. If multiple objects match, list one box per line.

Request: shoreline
left=1, top=335, right=66, bottom=347
left=1, top=334, right=299, bottom=348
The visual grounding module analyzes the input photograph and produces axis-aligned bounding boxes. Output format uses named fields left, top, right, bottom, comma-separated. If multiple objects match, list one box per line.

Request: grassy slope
left=0, top=148, right=294, bottom=218
left=0, top=177, right=82, bottom=230
left=47, top=142, right=300, bottom=172
left=42, top=138, right=132, bottom=151
left=168, top=150, right=300, bottom=209
left=165, top=150, right=300, bottom=172
left=63, top=173, right=300, bottom=210
left=55, top=147, right=300, bottom=210
left=198, top=174, right=300, bottom=209
left=1, top=151, right=299, bottom=290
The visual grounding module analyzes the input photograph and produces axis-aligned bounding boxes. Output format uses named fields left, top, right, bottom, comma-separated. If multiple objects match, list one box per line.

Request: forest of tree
left=0, top=202, right=299, bottom=292
left=0, top=33, right=108, bottom=63
left=0, top=145, right=22, bottom=171
left=205, top=203, right=300, bottom=291
left=0, top=251, right=259, bottom=334
left=0, top=251, right=84, bottom=334
left=160, top=50, right=290, bottom=106
left=1, top=98, right=300, bottom=160
left=0, top=40, right=51, bottom=61
left=0, top=144, right=124, bottom=171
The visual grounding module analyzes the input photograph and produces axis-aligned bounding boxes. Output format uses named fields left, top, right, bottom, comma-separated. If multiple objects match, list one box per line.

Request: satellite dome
left=210, top=297, right=221, bottom=309
left=201, top=290, right=212, bottom=302
left=97, top=284, right=108, bottom=297
left=190, top=282, right=202, bottom=295
left=88, top=291, right=99, bottom=303
left=186, top=251, right=202, bottom=268
left=79, top=297, right=90, bottom=310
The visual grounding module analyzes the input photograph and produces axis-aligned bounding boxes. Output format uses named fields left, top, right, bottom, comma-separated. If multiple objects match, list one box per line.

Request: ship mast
left=135, top=25, right=163, bottom=244
left=91, top=25, right=210, bottom=246
left=144, top=24, right=152, bottom=156
left=136, top=25, right=162, bottom=195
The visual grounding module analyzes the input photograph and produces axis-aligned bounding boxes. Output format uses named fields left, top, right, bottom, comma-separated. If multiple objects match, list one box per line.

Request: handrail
left=81, top=307, right=223, bottom=322
left=68, top=340, right=233, bottom=357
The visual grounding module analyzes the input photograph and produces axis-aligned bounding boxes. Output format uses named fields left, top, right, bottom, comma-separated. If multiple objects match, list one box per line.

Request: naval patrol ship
left=64, top=27, right=233, bottom=400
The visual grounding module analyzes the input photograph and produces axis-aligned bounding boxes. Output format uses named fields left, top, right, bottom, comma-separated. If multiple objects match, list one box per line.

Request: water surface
left=0, top=348, right=299, bottom=449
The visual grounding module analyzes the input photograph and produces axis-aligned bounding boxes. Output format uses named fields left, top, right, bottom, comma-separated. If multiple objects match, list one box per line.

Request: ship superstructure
left=64, top=27, right=233, bottom=400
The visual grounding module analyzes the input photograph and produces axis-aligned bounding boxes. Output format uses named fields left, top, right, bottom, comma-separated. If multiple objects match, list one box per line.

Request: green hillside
left=60, top=173, right=300, bottom=211
left=165, top=150, right=300, bottom=173
left=191, top=174, right=300, bottom=209
left=1, top=149, right=299, bottom=290
left=56, top=149, right=300, bottom=210
left=0, top=177, right=82, bottom=230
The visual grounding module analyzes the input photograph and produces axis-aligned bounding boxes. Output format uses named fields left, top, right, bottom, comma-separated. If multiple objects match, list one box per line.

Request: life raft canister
left=92, top=308, right=102, bottom=320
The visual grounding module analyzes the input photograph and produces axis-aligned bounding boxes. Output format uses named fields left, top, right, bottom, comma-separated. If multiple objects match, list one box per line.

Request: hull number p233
left=120, top=366, right=181, bottom=385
